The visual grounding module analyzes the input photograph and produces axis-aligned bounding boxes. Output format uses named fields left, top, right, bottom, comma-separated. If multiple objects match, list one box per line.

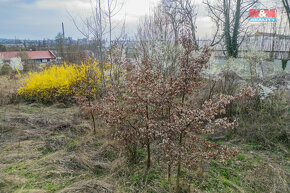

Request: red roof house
left=0, top=50, right=56, bottom=64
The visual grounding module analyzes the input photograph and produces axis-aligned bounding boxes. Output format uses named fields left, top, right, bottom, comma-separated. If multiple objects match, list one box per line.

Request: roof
left=0, top=50, right=56, bottom=60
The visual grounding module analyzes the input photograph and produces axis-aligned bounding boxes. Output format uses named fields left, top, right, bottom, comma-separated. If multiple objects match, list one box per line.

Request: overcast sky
left=0, top=0, right=285, bottom=40
left=0, top=0, right=162, bottom=40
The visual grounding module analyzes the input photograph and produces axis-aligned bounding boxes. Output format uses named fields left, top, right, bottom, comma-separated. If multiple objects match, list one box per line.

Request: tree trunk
left=147, top=140, right=151, bottom=170
left=108, top=0, right=113, bottom=80
left=176, top=132, right=183, bottom=193
left=232, top=0, right=241, bottom=58
left=223, top=0, right=232, bottom=57
left=282, top=0, right=290, bottom=28
left=146, top=105, right=151, bottom=170
left=97, top=0, right=105, bottom=97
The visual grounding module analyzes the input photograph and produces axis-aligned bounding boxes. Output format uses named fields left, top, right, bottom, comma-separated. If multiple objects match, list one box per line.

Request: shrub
left=0, top=66, right=12, bottom=75
left=18, top=60, right=111, bottom=103
left=281, top=59, right=288, bottom=71
left=9, top=57, right=23, bottom=71
left=236, top=91, right=289, bottom=148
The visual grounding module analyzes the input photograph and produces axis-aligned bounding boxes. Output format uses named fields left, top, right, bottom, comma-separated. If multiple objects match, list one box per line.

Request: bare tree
left=55, top=33, right=65, bottom=60
left=281, top=0, right=290, bottom=68
left=68, top=0, right=106, bottom=95
left=136, top=1, right=199, bottom=76
left=69, top=0, right=125, bottom=94
left=105, top=0, right=124, bottom=79
left=282, top=0, right=290, bottom=27
left=163, top=0, right=199, bottom=47
left=136, top=5, right=182, bottom=76
left=162, top=0, right=182, bottom=46
left=204, top=0, right=258, bottom=58
left=161, top=0, right=199, bottom=48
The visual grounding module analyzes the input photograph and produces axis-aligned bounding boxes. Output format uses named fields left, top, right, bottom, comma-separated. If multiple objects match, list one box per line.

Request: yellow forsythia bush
left=18, top=60, right=111, bottom=102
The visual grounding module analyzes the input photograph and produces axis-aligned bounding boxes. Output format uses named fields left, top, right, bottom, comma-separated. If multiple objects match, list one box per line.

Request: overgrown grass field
left=0, top=71, right=289, bottom=193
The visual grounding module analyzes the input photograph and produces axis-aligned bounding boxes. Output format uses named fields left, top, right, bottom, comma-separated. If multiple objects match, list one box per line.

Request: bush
left=18, top=60, right=111, bottom=103
left=236, top=91, right=289, bottom=149
left=281, top=59, right=288, bottom=71
left=0, top=66, right=12, bottom=75
left=9, top=57, right=23, bottom=71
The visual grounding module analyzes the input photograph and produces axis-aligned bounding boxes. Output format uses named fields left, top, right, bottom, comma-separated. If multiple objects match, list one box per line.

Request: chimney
left=62, top=22, right=65, bottom=38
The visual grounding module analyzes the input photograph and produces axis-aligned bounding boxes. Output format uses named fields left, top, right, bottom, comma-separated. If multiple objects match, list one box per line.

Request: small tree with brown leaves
left=156, top=30, right=255, bottom=191
left=99, top=59, right=166, bottom=169
left=93, top=29, right=255, bottom=192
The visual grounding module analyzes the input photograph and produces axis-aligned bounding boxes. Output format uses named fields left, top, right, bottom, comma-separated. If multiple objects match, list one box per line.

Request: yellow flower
left=18, top=59, right=120, bottom=102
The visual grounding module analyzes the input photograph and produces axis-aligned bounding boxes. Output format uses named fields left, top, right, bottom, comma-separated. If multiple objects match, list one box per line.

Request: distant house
left=4, top=44, right=25, bottom=48
left=0, top=50, right=56, bottom=64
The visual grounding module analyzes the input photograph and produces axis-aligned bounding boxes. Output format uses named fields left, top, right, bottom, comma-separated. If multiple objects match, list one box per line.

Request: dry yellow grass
left=0, top=75, right=21, bottom=106
left=0, top=102, right=289, bottom=193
